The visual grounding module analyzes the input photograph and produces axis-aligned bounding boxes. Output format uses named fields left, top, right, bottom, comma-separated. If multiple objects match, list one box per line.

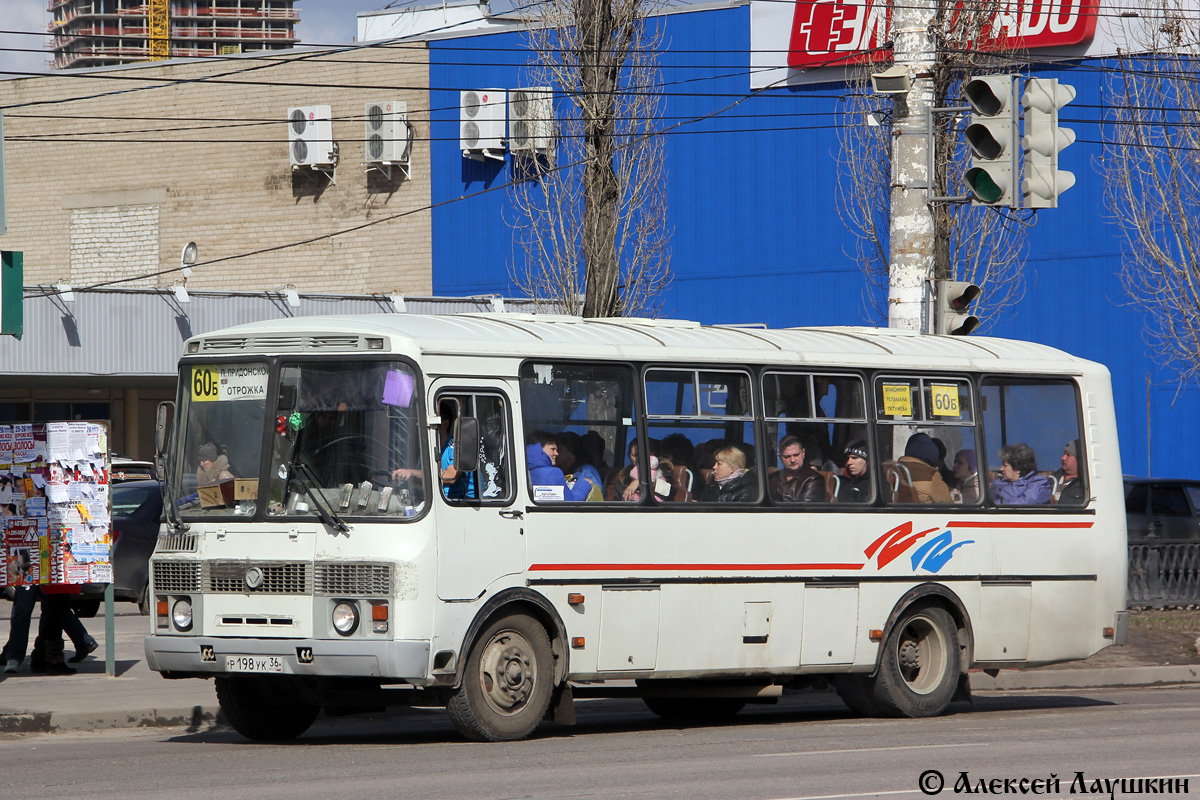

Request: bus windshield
left=176, top=362, right=270, bottom=517
left=268, top=360, right=424, bottom=519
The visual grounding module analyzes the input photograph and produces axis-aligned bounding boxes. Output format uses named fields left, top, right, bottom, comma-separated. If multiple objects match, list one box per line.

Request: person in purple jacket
left=990, top=443, right=1052, bottom=505
left=526, top=433, right=595, bottom=502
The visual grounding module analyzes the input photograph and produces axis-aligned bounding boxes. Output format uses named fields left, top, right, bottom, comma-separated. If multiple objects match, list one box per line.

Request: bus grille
left=314, top=562, right=393, bottom=596
left=153, top=561, right=201, bottom=592
left=206, top=561, right=311, bottom=594
left=155, top=532, right=198, bottom=553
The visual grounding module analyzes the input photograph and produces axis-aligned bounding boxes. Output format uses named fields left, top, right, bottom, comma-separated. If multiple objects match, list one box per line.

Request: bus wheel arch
left=448, top=606, right=558, bottom=741
left=453, top=588, right=569, bottom=690
left=875, top=583, right=974, bottom=680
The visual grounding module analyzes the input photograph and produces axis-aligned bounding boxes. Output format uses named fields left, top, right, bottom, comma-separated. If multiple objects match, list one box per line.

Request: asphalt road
left=3, top=685, right=1198, bottom=800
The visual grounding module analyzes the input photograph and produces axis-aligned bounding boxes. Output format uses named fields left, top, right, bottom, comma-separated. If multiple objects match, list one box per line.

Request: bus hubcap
left=480, top=632, right=534, bottom=712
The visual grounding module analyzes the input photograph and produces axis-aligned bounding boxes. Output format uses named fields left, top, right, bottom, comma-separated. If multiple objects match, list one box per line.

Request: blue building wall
left=428, top=7, right=1199, bottom=478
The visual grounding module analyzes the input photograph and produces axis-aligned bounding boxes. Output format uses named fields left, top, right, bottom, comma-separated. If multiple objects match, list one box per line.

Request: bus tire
left=834, top=675, right=885, bottom=717
left=447, top=613, right=554, bottom=742
left=642, top=696, right=746, bottom=722
left=215, top=676, right=320, bottom=741
left=871, top=604, right=959, bottom=718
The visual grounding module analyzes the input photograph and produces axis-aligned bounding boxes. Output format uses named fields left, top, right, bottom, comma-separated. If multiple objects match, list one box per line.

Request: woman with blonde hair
left=699, top=445, right=756, bottom=503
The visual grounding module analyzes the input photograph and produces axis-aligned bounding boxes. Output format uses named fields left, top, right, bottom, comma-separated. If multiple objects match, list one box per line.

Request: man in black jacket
left=837, top=440, right=872, bottom=503
left=770, top=436, right=826, bottom=503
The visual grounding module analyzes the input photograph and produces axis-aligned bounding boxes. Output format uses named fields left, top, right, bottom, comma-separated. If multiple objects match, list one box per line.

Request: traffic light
left=935, top=280, right=981, bottom=336
left=1022, top=77, right=1076, bottom=209
left=963, top=75, right=1018, bottom=207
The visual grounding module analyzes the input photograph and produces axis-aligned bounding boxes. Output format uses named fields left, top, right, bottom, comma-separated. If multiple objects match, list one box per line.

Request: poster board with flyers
left=0, top=421, right=112, bottom=587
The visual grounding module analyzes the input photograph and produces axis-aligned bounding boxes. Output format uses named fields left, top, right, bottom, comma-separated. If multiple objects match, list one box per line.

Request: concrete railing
left=1128, top=542, right=1200, bottom=608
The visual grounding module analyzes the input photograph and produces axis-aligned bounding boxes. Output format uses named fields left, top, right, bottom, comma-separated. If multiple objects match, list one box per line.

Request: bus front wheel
left=215, top=676, right=320, bottom=740
left=872, top=604, right=960, bottom=718
left=447, top=613, right=554, bottom=742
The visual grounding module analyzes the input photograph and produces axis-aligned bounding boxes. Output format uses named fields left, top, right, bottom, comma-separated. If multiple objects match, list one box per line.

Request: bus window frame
left=518, top=359, right=641, bottom=509
left=870, top=371, right=982, bottom=508
left=978, top=373, right=1091, bottom=511
left=174, top=352, right=429, bottom=525
left=433, top=387, right=517, bottom=508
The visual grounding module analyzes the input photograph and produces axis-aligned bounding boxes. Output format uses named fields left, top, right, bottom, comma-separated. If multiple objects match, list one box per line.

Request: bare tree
left=509, top=0, right=671, bottom=318
left=1106, top=5, right=1200, bottom=381
left=836, top=3, right=1028, bottom=328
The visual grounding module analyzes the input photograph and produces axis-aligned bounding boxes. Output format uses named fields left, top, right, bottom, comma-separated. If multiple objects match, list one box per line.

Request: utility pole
left=887, top=0, right=938, bottom=331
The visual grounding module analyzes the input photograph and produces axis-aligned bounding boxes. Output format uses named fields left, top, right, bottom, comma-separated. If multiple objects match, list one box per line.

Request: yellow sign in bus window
left=882, top=384, right=913, bottom=417
left=191, top=366, right=221, bottom=402
left=930, top=384, right=961, bottom=417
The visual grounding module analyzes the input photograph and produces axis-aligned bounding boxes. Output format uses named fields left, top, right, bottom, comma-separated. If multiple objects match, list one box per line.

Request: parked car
left=78, top=480, right=163, bottom=615
left=110, top=455, right=157, bottom=484
left=1124, top=478, right=1200, bottom=542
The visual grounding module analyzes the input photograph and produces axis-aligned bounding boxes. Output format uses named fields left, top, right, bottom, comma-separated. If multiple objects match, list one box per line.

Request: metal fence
left=1128, top=543, right=1200, bottom=608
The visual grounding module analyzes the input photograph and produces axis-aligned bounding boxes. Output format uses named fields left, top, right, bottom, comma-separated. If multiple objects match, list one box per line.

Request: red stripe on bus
left=945, top=521, right=1094, bottom=529
left=528, top=563, right=866, bottom=572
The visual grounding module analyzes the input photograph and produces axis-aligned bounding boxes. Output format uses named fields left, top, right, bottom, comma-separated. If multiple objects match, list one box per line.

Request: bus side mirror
left=453, top=417, right=479, bottom=473
left=155, top=401, right=175, bottom=460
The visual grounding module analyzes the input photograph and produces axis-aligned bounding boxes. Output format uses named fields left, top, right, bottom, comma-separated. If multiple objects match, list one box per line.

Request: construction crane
left=148, top=0, right=168, bottom=61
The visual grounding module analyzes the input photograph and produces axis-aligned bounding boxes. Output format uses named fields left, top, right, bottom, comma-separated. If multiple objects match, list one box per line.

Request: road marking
left=756, top=742, right=989, bottom=757
left=764, top=789, right=922, bottom=800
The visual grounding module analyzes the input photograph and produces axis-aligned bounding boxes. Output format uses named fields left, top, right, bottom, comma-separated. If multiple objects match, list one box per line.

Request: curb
left=970, top=665, right=1200, bottom=691
left=0, top=705, right=223, bottom=734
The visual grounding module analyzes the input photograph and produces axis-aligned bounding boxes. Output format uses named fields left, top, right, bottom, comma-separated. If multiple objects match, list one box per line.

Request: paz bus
left=144, top=314, right=1127, bottom=741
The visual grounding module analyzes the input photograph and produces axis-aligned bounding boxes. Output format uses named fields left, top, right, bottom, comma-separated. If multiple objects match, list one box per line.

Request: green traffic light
left=965, top=168, right=1004, bottom=204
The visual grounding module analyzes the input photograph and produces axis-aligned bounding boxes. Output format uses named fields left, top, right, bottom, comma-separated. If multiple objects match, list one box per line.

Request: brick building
left=0, top=44, right=437, bottom=458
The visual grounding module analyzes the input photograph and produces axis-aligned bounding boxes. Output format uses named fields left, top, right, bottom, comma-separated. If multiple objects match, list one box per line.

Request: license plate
left=224, top=655, right=284, bottom=673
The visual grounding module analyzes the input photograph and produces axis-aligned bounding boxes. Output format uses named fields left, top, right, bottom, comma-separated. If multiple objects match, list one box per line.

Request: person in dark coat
left=837, top=439, right=872, bottom=503
left=769, top=435, right=826, bottom=502
left=1052, top=439, right=1086, bottom=505
left=700, top=445, right=757, bottom=503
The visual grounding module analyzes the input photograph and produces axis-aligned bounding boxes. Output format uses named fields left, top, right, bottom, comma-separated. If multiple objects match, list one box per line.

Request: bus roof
left=188, top=314, right=1098, bottom=374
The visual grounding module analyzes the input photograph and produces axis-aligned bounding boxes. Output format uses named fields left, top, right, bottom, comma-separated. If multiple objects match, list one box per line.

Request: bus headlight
left=332, top=602, right=358, bottom=636
left=172, top=598, right=193, bottom=632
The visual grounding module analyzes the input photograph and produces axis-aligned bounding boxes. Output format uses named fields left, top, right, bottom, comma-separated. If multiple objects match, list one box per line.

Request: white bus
left=145, top=315, right=1128, bottom=741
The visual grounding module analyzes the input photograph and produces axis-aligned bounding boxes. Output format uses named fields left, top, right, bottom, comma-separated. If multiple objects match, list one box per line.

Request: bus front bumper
left=144, top=635, right=431, bottom=680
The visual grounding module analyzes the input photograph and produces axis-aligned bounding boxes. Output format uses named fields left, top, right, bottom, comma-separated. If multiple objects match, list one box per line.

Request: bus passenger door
left=432, top=385, right=525, bottom=601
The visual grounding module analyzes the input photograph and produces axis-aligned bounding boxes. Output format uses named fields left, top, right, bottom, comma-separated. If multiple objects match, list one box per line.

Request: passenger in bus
left=990, top=443, right=1052, bottom=505
left=555, top=432, right=604, bottom=498
left=526, top=434, right=595, bottom=501
left=437, top=398, right=476, bottom=500
left=897, top=433, right=952, bottom=503
left=606, top=439, right=639, bottom=501
left=931, top=438, right=957, bottom=489
left=699, top=446, right=756, bottom=503
left=837, top=440, right=872, bottom=503
left=769, top=435, right=825, bottom=502
left=1053, top=439, right=1086, bottom=505
left=196, top=443, right=234, bottom=484
left=952, top=449, right=980, bottom=504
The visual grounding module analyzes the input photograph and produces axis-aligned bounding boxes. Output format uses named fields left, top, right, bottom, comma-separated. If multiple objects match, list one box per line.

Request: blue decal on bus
left=910, top=531, right=975, bottom=573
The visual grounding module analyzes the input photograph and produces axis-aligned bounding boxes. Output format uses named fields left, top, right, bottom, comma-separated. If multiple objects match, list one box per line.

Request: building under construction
left=49, top=0, right=300, bottom=70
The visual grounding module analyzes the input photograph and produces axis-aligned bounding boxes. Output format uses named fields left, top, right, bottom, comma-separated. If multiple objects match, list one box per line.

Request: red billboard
left=787, top=0, right=1100, bottom=69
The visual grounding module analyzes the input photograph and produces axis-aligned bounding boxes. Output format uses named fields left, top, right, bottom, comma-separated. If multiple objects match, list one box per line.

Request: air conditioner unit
left=288, top=105, right=336, bottom=168
left=460, top=89, right=506, bottom=160
left=509, top=87, right=553, bottom=152
left=364, top=100, right=411, bottom=164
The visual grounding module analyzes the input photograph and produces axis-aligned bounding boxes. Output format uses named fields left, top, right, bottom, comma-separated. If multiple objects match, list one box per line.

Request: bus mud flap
left=550, top=683, right=576, bottom=725
left=952, top=672, right=973, bottom=705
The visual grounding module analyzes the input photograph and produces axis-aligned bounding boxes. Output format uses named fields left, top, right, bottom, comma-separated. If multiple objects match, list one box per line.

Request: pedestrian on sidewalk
left=28, top=585, right=97, bottom=675
left=1, top=584, right=40, bottom=673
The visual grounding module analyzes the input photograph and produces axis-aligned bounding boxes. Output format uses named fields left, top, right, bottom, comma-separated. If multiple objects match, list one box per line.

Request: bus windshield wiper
left=286, top=459, right=350, bottom=534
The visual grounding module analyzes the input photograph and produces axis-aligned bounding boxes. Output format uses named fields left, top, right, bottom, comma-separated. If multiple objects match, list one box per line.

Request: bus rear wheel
left=215, top=676, right=320, bottom=741
left=447, top=614, right=554, bottom=742
left=643, top=696, right=746, bottom=722
left=871, top=604, right=960, bottom=718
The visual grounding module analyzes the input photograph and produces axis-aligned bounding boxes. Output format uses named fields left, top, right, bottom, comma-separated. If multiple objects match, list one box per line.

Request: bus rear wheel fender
left=870, top=603, right=961, bottom=718
left=447, top=613, right=555, bottom=742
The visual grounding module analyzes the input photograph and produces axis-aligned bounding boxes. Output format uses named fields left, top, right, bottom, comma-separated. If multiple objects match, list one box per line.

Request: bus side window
left=980, top=379, right=1086, bottom=507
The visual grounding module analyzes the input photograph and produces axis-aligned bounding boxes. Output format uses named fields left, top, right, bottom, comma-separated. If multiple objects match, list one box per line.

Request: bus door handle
left=499, top=509, right=523, bottom=520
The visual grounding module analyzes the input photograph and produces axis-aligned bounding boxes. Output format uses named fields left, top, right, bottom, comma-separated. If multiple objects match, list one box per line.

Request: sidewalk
left=2, top=601, right=1198, bottom=735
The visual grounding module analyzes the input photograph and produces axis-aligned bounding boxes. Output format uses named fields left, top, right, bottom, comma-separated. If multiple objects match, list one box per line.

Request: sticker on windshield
left=191, top=365, right=268, bottom=403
